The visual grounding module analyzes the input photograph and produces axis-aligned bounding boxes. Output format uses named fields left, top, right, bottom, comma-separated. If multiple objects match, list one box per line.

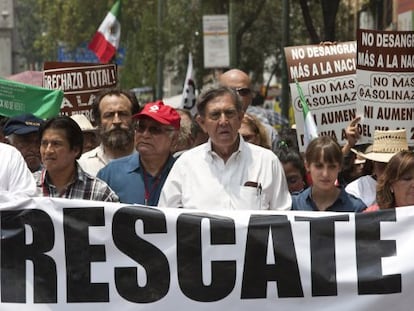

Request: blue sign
left=57, top=42, right=125, bottom=65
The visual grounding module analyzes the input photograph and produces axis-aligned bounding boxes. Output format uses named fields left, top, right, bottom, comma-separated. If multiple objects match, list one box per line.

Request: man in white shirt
left=158, top=86, right=291, bottom=210
left=78, top=89, right=140, bottom=176
left=0, top=142, right=36, bottom=198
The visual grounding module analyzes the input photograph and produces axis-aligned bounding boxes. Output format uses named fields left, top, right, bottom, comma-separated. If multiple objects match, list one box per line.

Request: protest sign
left=0, top=78, right=63, bottom=119
left=43, top=62, right=118, bottom=122
left=356, top=29, right=414, bottom=145
left=284, top=42, right=357, bottom=151
left=1, top=197, right=413, bottom=310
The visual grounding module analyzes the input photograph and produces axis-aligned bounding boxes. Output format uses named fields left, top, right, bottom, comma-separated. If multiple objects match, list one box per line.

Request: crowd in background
left=0, top=68, right=413, bottom=212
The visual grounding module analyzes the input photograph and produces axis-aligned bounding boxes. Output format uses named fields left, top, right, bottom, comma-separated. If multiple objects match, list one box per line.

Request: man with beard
left=79, top=88, right=140, bottom=176
left=98, top=101, right=180, bottom=205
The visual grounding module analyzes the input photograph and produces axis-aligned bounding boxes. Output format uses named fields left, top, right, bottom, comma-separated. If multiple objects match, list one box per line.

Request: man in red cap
left=97, top=101, right=180, bottom=205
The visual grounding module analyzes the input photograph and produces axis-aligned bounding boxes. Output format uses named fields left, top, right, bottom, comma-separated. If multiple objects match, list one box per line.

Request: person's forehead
left=14, top=132, right=39, bottom=140
left=283, top=161, right=302, bottom=174
left=220, top=71, right=250, bottom=88
left=42, top=128, right=67, bottom=141
left=99, top=94, right=132, bottom=111
left=138, top=116, right=164, bottom=127
left=239, top=122, right=254, bottom=134
left=206, top=94, right=236, bottom=110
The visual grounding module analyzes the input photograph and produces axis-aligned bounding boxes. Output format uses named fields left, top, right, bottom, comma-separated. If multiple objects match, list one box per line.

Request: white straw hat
left=351, top=129, right=408, bottom=163
left=70, top=114, right=97, bottom=132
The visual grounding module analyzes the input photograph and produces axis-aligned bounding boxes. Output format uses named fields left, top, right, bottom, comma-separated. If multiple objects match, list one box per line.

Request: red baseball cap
left=133, top=101, right=181, bottom=130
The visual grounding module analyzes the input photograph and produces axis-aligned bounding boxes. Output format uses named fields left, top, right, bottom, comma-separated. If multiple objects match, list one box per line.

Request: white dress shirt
left=78, top=144, right=110, bottom=176
left=0, top=143, right=36, bottom=198
left=345, top=175, right=377, bottom=207
left=158, top=138, right=291, bottom=210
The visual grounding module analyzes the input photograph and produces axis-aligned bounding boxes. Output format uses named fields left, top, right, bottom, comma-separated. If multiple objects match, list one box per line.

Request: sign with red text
left=43, top=62, right=118, bottom=122
left=203, top=15, right=230, bottom=68
left=1, top=196, right=413, bottom=310
left=284, top=42, right=357, bottom=151
left=356, top=29, right=414, bottom=145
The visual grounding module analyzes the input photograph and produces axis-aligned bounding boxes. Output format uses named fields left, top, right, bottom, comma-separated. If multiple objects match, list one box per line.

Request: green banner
left=0, top=78, right=63, bottom=119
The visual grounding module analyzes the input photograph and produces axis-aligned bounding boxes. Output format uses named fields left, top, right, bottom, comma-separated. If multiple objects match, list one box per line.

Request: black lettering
left=242, top=215, right=303, bottom=298
left=113, top=206, right=170, bottom=303
left=355, top=210, right=401, bottom=294
left=64, top=207, right=108, bottom=302
left=297, top=215, right=349, bottom=296
left=1, top=209, right=56, bottom=303
left=177, top=213, right=236, bottom=302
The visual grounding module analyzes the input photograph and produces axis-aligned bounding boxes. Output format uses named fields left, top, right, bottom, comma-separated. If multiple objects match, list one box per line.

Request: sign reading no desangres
left=356, top=29, right=414, bottom=145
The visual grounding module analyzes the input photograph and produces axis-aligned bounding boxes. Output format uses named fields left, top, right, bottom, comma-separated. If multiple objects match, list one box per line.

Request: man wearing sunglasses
left=97, top=101, right=180, bottom=205
left=158, top=86, right=291, bottom=211
left=218, top=69, right=285, bottom=152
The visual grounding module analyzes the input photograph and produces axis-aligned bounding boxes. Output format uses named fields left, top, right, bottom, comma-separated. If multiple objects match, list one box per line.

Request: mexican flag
left=88, top=0, right=121, bottom=63
left=295, top=79, right=318, bottom=148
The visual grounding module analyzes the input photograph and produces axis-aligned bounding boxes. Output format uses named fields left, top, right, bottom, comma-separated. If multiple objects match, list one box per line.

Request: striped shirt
left=34, top=163, right=119, bottom=202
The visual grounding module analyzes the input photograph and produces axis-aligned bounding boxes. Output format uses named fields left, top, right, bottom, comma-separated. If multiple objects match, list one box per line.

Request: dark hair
left=92, top=88, right=140, bottom=125
left=377, top=150, right=414, bottom=209
left=277, top=127, right=299, bottom=152
left=274, top=144, right=307, bottom=186
left=305, top=136, right=343, bottom=167
left=39, top=116, right=83, bottom=159
left=196, top=86, right=242, bottom=117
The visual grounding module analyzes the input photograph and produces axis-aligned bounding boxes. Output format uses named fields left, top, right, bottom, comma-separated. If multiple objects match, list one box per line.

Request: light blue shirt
left=97, top=153, right=176, bottom=205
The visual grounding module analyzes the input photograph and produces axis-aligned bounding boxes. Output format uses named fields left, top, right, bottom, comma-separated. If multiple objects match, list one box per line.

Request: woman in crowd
left=292, top=136, right=366, bottom=212
left=274, top=141, right=307, bottom=194
left=365, top=150, right=414, bottom=212
left=239, top=113, right=270, bottom=149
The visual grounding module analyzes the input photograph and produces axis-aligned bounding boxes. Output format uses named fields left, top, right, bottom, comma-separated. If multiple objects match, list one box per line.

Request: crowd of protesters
left=1, top=68, right=413, bottom=212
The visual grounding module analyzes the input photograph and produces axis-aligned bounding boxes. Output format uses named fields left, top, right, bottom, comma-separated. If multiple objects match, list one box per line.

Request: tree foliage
left=15, top=0, right=359, bottom=93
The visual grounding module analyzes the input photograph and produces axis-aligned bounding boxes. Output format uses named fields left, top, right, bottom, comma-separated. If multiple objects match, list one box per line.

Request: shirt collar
left=206, top=135, right=243, bottom=161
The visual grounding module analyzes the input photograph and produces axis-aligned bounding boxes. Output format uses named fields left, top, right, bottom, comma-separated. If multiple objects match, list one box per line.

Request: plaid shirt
left=247, top=106, right=289, bottom=126
left=34, top=163, right=119, bottom=202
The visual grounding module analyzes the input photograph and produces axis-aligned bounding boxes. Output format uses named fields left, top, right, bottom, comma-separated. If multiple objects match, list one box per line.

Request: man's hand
left=342, top=116, right=361, bottom=155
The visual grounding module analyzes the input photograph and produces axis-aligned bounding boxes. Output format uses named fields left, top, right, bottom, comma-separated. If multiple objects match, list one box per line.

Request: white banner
left=1, top=197, right=413, bottom=310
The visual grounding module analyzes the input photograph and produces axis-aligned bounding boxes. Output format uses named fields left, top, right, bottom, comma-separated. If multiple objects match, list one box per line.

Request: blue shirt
left=97, top=153, right=176, bottom=205
left=291, top=187, right=366, bottom=212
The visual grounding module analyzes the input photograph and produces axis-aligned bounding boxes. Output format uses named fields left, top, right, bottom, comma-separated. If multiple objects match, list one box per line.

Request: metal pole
left=229, top=0, right=237, bottom=68
left=281, top=0, right=290, bottom=122
left=156, top=0, right=164, bottom=100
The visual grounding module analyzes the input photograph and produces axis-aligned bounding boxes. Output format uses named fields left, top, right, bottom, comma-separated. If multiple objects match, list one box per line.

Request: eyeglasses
left=135, top=122, right=174, bottom=135
left=242, top=134, right=256, bottom=142
left=207, top=109, right=238, bottom=121
left=234, top=87, right=251, bottom=97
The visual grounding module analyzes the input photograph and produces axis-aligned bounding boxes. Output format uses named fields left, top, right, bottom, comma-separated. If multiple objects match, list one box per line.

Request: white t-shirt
left=158, top=138, right=291, bottom=210
left=78, top=144, right=109, bottom=176
left=0, top=143, right=36, bottom=198
left=345, top=175, right=377, bottom=207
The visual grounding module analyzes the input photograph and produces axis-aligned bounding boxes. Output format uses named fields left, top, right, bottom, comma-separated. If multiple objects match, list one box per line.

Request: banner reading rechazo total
left=43, top=62, right=118, bottom=122
left=1, top=197, right=413, bottom=310
left=356, top=29, right=414, bottom=145
left=284, top=42, right=357, bottom=151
